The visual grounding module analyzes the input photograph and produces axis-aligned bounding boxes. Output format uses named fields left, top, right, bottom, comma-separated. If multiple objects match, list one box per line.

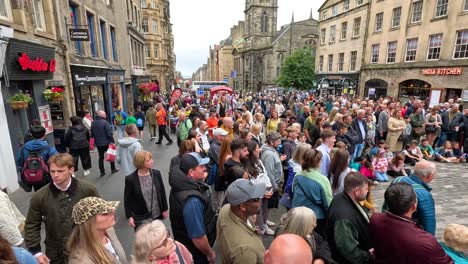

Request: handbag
left=105, top=143, right=117, bottom=162
left=89, top=137, right=95, bottom=150
left=412, top=127, right=425, bottom=137
left=425, top=125, right=436, bottom=133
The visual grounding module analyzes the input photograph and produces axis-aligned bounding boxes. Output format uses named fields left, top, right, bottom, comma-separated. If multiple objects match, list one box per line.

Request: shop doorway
left=364, top=79, right=388, bottom=99
left=445, top=88, right=462, bottom=101
left=78, top=85, right=106, bottom=119
left=399, top=79, right=432, bottom=102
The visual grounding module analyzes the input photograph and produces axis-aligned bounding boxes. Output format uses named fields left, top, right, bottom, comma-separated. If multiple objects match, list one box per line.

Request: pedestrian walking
left=155, top=103, right=173, bottom=145
left=145, top=103, right=158, bottom=140
left=112, top=106, right=128, bottom=139
left=117, top=124, right=143, bottom=176
left=134, top=105, right=146, bottom=140
left=64, top=116, right=91, bottom=176
left=91, top=110, right=119, bottom=177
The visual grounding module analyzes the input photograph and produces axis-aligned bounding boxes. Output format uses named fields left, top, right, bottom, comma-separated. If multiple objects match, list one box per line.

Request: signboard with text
left=421, top=68, right=463, bottom=75
left=38, top=105, right=53, bottom=135
left=69, top=28, right=90, bottom=41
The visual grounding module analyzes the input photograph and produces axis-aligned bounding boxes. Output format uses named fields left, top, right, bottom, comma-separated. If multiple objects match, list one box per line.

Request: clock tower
left=244, top=0, right=278, bottom=49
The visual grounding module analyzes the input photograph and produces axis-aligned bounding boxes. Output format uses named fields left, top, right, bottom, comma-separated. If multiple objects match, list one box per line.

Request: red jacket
left=369, top=212, right=453, bottom=264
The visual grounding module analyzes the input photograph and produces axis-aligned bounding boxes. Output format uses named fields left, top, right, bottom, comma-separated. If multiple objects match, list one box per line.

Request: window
left=141, top=0, right=146, bottom=8
left=0, top=0, right=13, bottom=20
left=110, top=26, right=118, bottom=61
left=150, top=0, right=155, bottom=8
left=320, top=28, right=326, bottom=44
left=328, top=54, right=333, bottom=71
left=411, top=1, right=423, bottom=23
left=322, top=10, right=328, bottom=20
left=353, top=17, right=361, bottom=37
left=142, top=18, right=148, bottom=32
left=350, top=51, right=357, bottom=71
left=391, top=7, right=401, bottom=28
left=276, top=53, right=284, bottom=76
left=426, top=34, right=442, bottom=60
left=319, top=56, right=324, bottom=72
left=387, top=41, right=397, bottom=63
left=153, top=44, right=159, bottom=58
left=329, top=25, right=336, bottom=43
left=435, top=0, right=448, bottom=17
left=344, top=0, right=349, bottom=11
left=145, top=45, right=151, bottom=58
left=371, top=44, right=380, bottom=63
left=87, top=13, right=97, bottom=57
left=375, top=12, right=383, bottom=32
left=341, top=22, right=347, bottom=40
left=100, top=20, right=108, bottom=59
left=465, top=0, right=468, bottom=11
left=152, top=20, right=158, bottom=34
left=261, top=11, right=268, bottom=33
left=356, top=0, right=363, bottom=6
left=332, top=5, right=338, bottom=16
left=454, top=30, right=468, bottom=59
left=405, top=38, right=418, bottom=62
left=338, top=53, right=344, bottom=71
left=69, top=3, right=81, bottom=54
left=32, top=0, right=46, bottom=31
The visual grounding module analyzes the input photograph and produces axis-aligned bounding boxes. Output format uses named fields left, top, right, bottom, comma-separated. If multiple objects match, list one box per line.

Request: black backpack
left=21, top=146, right=50, bottom=185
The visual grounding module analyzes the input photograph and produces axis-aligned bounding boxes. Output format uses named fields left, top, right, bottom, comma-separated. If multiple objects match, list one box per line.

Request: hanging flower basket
left=137, top=82, right=159, bottom=96
left=43, top=87, right=65, bottom=102
left=8, top=92, right=33, bottom=110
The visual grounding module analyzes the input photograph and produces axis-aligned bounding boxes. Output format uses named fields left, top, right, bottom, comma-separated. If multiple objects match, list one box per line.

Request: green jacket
left=24, top=178, right=98, bottom=262
left=178, top=118, right=192, bottom=141
left=217, top=204, right=265, bottom=264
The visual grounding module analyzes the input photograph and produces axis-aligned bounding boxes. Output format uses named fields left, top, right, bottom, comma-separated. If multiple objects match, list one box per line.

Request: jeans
left=375, top=171, right=389, bottom=182
left=97, top=145, right=116, bottom=173
left=354, top=143, right=365, bottom=159
left=438, top=130, right=456, bottom=147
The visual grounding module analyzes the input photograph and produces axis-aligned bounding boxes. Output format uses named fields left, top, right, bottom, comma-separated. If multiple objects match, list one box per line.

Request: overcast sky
left=171, top=0, right=322, bottom=77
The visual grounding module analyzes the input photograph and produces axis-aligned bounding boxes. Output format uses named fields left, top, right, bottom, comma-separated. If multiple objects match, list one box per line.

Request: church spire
left=291, top=12, right=294, bottom=23
left=310, top=8, right=313, bottom=19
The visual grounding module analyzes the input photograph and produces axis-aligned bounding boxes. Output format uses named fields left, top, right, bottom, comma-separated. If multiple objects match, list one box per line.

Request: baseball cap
left=213, top=128, right=228, bottom=137
left=179, top=152, right=210, bottom=174
left=226, top=179, right=266, bottom=206
left=72, top=197, right=119, bottom=225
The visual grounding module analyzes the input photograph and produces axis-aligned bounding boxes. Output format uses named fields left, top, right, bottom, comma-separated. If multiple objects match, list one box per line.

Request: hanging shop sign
left=38, top=105, right=53, bottom=135
left=69, top=28, right=90, bottom=41
left=421, top=68, right=463, bottom=75
left=18, top=53, right=56, bottom=73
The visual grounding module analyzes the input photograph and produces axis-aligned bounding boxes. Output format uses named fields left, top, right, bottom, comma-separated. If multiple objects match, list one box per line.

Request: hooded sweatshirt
left=260, top=144, right=283, bottom=191
left=117, top=137, right=142, bottom=176
left=16, top=140, right=58, bottom=170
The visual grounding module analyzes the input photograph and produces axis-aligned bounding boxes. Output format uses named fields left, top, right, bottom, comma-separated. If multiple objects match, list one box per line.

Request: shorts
left=137, top=126, right=144, bottom=131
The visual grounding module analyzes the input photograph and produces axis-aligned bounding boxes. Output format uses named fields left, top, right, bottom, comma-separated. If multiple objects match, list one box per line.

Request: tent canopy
left=210, top=86, right=233, bottom=96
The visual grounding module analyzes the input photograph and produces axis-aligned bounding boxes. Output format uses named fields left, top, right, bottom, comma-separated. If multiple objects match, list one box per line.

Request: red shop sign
left=18, top=53, right=56, bottom=73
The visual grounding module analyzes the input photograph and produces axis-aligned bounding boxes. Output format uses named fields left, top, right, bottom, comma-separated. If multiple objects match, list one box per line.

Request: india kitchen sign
left=421, top=68, right=463, bottom=75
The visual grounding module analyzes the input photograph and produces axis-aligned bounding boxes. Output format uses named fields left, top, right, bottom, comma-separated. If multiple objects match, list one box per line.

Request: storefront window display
left=399, top=79, right=431, bottom=100
left=111, top=83, right=123, bottom=110
left=79, top=85, right=105, bottom=118
left=364, top=79, right=388, bottom=99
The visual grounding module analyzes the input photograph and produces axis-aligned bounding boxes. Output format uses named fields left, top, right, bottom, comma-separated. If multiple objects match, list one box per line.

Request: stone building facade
left=360, top=0, right=468, bottom=103
left=142, top=0, right=175, bottom=92
left=316, top=0, right=370, bottom=96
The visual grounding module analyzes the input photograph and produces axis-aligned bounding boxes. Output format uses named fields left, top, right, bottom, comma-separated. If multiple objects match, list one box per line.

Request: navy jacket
left=351, top=118, right=367, bottom=143
left=91, top=116, right=114, bottom=147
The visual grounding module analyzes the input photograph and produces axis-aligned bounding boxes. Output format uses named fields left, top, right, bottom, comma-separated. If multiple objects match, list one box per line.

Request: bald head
left=223, top=117, right=234, bottom=129
left=97, top=110, right=106, bottom=118
left=264, top=234, right=312, bottom=264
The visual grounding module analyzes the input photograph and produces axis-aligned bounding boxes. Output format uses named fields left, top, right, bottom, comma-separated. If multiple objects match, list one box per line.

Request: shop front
left=71, top=65, right=108, bottom=119
left=316, top=73, right=359, bottom=98
left=108, top=70, right=126, bottom=113
left=1, top=38, right=57, bottom=157
left=360, top=66, right=467, bottom=104
left=131, top=74, right=150, bottom=110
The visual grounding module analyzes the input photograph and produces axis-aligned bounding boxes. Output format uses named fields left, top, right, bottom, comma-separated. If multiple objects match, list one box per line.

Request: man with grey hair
left=439, top=103, right=462, bottom=147
left=385, top=160, right=437, bottom=235
left=351, top=109, right=367, bottom=159
left=91, top=110, right=118, bottom=176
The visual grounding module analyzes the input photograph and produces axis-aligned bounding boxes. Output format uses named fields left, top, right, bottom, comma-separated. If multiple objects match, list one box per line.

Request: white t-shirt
left=104, top=237, right=119, bottom=260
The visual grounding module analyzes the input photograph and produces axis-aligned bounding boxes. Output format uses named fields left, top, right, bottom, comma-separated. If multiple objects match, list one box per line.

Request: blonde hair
left=250, top=123, right=262, bottom=135
left=443, top=224, right=468, bottom=253
left=134, top=150, right=152, bottom=169
left=328, top=107, right=339, bottom=122
left=132, top=220, right=167, bottom=264
left=67, top=216, right=113, bottom=264
left=292, top=144, right=310, bottom=165
left=48, top=153, right=74, bottom=168
left=276, top=207, right=317, bottom=250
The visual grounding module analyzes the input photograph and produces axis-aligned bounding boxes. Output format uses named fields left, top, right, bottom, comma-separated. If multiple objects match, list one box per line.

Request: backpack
left=21, top=146, right=50, bottom=185
left=206, top=162, right=218, bottom=185
left=114, top=112, right=124, bottom=125
left=136, top=118, right=144, bottom=128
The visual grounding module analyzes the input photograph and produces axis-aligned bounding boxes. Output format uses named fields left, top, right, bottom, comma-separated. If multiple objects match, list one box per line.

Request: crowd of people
left=1, top=90, right=468, bottom=264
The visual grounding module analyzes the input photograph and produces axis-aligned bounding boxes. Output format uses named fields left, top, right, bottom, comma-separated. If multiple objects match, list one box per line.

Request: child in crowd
left=452, top=142, right=467, bottom=162
left=359, top=160, right=375, bottom=181
left=402, top=140, right=423, bottom=166
left=435, top=141, right=462, bottom=163
left=365, top=113, right=376, bottom=147
left=372, top=150, right=389, bottom=182
left=419, top=138, right=435, bottom=160
left=383, top=147, right=394, bottom=162
left=351, top=156, right=364, bottom=171
left=361, top=179, right=376, bottom=214
left=298, top=133, right=307, bottom=144
left=369, top=139, right=386, bottom=160
left=387, top=153, right=409, bottom=177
